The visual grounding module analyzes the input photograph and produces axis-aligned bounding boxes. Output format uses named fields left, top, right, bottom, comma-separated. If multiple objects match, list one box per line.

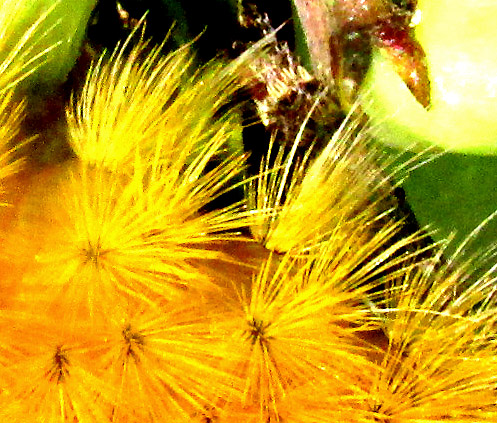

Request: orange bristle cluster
left=1, top=3, right=497, bottom=423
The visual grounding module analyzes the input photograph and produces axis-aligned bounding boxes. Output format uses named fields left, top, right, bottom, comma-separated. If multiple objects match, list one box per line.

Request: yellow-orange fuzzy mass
left=1, top=3, right=497, bottom=423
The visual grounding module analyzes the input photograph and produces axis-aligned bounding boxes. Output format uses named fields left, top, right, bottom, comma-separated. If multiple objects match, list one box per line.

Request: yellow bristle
left=247, top=109, right=416, bottom=255
left=66, top=37, right=194, bottom=171
left=0, top=35, right=281, bottom=321
left=215, top=243, right=392, bottom=421
left=0, top=91, right=25, bottom=204
left=367, top=242, right=497, bottom=422
left=0, top=0, right=61, bottom=92
left=87, top=302, right=242, bottom=423
left=278, top=378, right=373, bottom=423
left=66, top=28, right=273, bottom=174
left=0, top=311, right=112, bottom=423
left=0, top=0, right=63, bottom=208
left=4, top=3, right=497, bottom=422
left=4, top=159, right=254, bottom=322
